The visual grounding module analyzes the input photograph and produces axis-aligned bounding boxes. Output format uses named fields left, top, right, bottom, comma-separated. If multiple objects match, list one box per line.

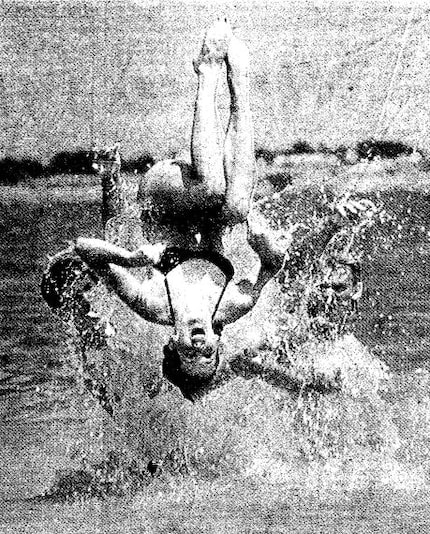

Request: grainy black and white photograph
left=1, top=0, right=430, bottom=532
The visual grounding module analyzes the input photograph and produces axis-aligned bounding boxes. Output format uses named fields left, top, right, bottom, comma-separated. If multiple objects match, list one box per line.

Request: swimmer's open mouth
left=191, top=327, right=206, bottom=348
left=191, top=327, right=205, bottom=337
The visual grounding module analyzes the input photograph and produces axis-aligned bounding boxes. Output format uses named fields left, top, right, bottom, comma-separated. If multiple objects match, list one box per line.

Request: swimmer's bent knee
left=138, top=159, right=225, bottom=215
left=137, top=160, right=191, bottom=206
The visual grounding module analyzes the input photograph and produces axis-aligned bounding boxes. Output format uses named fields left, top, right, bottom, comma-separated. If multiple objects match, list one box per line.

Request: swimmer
left=42, top=20, right=374, bottom=401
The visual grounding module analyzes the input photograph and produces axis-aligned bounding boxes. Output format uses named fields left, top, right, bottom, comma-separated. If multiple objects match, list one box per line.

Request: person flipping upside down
left=42, top=20, right=374, bottom=402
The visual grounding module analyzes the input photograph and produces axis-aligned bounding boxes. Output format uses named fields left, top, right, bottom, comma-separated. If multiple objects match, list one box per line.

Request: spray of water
left=46, top=176, right=430, bottom=501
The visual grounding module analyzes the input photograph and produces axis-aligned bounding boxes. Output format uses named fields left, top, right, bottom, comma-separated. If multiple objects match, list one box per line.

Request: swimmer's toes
left=193, top=19, right=233, bottom=72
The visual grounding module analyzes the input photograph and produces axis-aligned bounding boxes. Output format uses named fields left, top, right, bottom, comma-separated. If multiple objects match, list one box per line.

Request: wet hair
left=162, top=344, right=220, bottom=402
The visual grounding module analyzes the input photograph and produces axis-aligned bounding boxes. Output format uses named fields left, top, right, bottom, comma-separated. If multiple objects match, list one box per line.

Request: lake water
left=2, top=178, right=430, bottom=533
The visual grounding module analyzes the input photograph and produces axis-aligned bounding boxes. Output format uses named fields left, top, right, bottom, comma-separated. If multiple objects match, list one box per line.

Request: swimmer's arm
left=217, top=219, right=352, bottom=326
left=214, top=268, right=273, bottom=326
left=218, top=217, right=343, bottom=326
left=75, top=238, right=166, bottom=268
left=101, top=264, right=172, bottom=326
left=75, top=238, right=172, bottom=325
left=218, top=197, right=374, bottom=326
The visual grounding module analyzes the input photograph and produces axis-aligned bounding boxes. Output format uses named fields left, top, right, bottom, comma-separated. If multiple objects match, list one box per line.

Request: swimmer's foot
left=226, top=34, right=250, bottom=79
left=128, top=243, right=166, bottom=267
left=193, top=18, right=233, bottom=74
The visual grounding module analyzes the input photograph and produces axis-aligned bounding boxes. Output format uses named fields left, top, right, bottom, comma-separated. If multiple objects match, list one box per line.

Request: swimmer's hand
left=247, top=210, right=300, bottom=272
left=332, top=194, right=377, bottom=224
left=128, top=243, right=166, bottom=267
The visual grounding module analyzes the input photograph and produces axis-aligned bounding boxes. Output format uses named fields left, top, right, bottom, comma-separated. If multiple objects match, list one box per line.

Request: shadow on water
left=41, top=451, right=151, bottom=502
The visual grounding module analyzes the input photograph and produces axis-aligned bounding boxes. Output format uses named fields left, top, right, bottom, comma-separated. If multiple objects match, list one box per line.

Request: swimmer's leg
left=223, top=34, right=257, bottom=223
left=191, top=19, right=232, bottom=200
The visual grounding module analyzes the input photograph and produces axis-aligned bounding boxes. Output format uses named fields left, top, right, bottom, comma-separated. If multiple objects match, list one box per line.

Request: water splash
left=45, top=182, right=430, bottom=501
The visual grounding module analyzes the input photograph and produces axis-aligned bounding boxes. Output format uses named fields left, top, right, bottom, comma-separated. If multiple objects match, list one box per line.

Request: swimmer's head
left=162, top=311, right=222, bottom=401
left=162, top=334, right=221, bottom=401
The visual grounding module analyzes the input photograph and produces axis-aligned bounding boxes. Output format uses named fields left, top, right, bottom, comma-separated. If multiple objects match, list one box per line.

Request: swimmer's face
left=169, top=320, right=220, bottom=378
left=169, top=277, right=222, bottom=378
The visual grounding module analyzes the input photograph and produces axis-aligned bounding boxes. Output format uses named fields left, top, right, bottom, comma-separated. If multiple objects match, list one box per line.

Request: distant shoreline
left=1, top=156, right=430, bottom=208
